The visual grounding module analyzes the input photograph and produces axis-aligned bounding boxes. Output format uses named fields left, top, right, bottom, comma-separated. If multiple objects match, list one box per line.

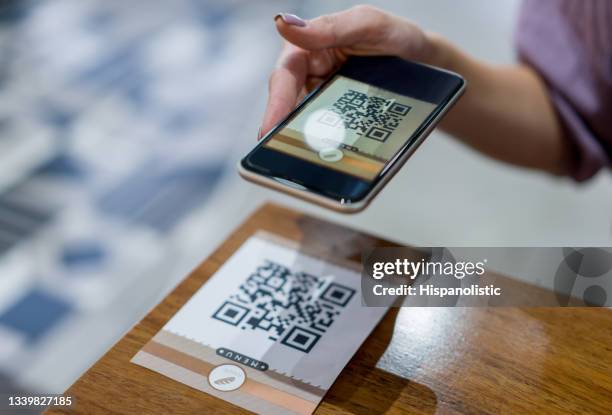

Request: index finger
left=259, top=43, right=309, bottom=139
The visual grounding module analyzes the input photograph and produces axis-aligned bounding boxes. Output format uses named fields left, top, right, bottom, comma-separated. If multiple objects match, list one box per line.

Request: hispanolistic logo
left=208, top=364, right=246, bottom=392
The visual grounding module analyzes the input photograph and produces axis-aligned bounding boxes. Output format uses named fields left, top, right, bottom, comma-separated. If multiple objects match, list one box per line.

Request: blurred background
left=0, top=0, right=610, bottom=399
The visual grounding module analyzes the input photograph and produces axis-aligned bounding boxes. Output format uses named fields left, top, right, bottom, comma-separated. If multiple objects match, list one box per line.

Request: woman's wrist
left=423, top=32, right=462, bottom=71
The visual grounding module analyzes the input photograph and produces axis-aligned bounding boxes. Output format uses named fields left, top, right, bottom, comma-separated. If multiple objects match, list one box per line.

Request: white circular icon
left=318, top=148, right=343, bottom=162
left=208, top=364, right=246, bottom=392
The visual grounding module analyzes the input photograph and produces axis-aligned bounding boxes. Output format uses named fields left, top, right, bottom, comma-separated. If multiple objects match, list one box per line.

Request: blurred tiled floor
left=0, top=0, right=290, bottom=394
left=0, top=0, right=610, bottom=399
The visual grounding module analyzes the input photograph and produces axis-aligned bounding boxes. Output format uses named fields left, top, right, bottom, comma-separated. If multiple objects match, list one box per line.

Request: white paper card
left=132, top=232, right=389, bottom=415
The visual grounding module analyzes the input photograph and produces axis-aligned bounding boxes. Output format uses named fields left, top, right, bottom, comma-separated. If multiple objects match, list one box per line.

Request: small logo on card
left=208, top=364, right=246, bottom=392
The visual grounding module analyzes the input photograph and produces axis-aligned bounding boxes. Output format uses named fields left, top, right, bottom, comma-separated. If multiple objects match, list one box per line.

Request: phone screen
left=264, top=74, right=438, bottom=181
left=242, top=56, right=464, bottom=208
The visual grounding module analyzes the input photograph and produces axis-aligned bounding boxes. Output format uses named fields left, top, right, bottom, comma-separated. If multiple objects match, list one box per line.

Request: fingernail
left=257, top=127, right=262, bottom=140
left=274, top=13, right=306, bottom=27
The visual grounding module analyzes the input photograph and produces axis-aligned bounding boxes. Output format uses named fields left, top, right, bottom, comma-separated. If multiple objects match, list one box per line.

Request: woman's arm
left=426, top=34, right=573, bottom=175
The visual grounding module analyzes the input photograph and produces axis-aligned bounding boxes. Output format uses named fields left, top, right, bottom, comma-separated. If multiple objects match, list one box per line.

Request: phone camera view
left=264, top=75, right=437, bottom=181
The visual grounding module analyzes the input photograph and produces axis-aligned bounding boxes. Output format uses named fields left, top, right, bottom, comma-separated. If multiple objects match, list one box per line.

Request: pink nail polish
left=274, top=13, right=306, bottom=27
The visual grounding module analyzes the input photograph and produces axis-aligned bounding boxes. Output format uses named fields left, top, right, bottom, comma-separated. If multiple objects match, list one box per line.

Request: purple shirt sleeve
left=516, top=0, right=612, bottom=181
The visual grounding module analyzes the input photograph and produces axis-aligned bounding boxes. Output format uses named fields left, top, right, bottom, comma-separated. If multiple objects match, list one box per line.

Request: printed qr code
left=321, top=89, right=412, bottom=142
left=212, top=260, right=355, bottom=353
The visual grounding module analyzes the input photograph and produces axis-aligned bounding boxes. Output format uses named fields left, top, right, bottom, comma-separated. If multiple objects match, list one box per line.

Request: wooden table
left=47, top=203, right=612, bottom=414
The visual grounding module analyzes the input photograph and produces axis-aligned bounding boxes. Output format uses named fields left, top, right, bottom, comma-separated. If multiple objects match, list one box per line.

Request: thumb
left=274, top=6, right=429, bottom=61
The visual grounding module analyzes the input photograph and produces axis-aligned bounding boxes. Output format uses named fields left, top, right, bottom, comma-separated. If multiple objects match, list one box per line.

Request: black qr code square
left=326, top=89, right=411, bottom=141
left=280, top=326, right=321, bottom=353
left=211, top=260, right=355, bottom=353
left=389, top=102, right=411, bottom=116
left=320, top=282, right=355, bottom=306
left=212, top=301, right=249, bottom=326
left=364, top=126, right=392, bottom=142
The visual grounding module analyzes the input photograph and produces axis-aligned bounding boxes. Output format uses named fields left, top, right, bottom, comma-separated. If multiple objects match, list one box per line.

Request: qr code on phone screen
left=319, top=89, right=411, bottom=142
left=212, top=260, right=355, bottom=353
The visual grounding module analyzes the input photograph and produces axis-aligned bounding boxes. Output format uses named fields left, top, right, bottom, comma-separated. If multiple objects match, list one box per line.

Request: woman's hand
left=259, top=5, right=432, bottom=138
left=259, top=5, right=572, bottom=177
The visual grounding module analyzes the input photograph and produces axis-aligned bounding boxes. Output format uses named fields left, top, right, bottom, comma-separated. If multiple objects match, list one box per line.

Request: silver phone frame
left=239, top=66, right=466, bottom=213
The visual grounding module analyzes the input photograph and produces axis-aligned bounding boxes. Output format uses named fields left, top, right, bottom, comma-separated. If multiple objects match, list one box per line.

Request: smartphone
left=239, top=56, right=465, bottom=213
